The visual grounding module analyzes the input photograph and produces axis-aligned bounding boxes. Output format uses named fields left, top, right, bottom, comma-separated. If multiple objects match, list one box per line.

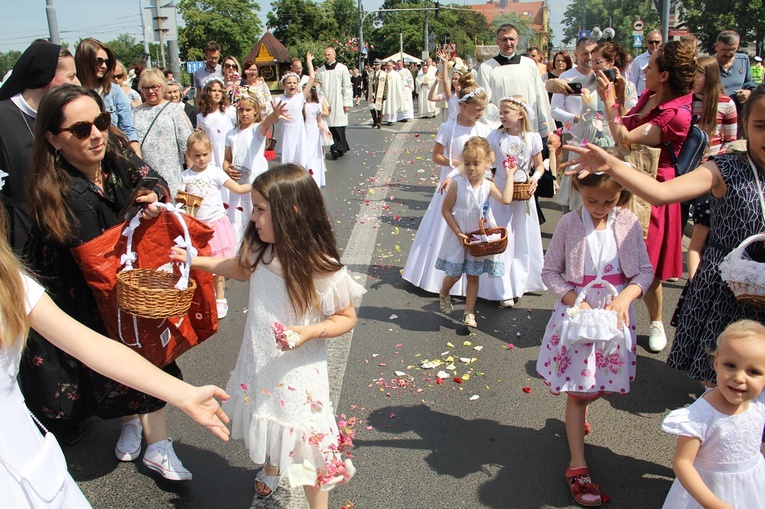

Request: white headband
left=280, top=72, right=300, bottom=84
left=499, top=96, right=536, bottom=123
left=458, top=87, right=485, bottom=103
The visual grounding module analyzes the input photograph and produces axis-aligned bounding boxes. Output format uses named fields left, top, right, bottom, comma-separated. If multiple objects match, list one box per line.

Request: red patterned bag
left=71, top=204, right=218, bottom=367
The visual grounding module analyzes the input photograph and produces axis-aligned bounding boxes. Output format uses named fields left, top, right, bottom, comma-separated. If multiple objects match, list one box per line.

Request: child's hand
left=457, top=232, right=469, bottom=244
left=226, top=166, right=242, bottom=181
left=271, top=100, right=291, bottom=122
left=306, top=51, right=314, bottom=62
left=605, top=294, right=632, bottom=329
left=577, top=301, right=592, bottom=311
left=169, top=246, right=189, bottom=264
left=527, top=177, right=538, bottom=195
left=437, top=49, right=448, bottom=62
left=176, top=385, right=231, bottom=441
left=438, top=176, right=452, bottom=194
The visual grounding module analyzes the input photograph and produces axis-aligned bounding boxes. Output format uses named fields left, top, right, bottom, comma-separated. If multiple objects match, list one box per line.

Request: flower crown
left=280, top=72, right=300, bottom=84
left=499, top=96, right=536, bottom=123
left=458, top=87, right=485, bottom=103
left=200, top=75, right=225, bottom=89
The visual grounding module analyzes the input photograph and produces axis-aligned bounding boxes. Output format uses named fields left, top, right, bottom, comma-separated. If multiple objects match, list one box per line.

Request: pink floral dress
left=536, top=218, right=637, bottom=396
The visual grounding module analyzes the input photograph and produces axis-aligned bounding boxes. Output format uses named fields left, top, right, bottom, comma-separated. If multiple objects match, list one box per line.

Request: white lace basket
left=719, top=232, right=765, bottom=309
left=559, top=278, right=630, bottom=355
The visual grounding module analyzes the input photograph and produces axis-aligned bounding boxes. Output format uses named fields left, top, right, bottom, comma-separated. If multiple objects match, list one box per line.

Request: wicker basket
left=719, top=233, right=765, bottom=309
left=116, top=268, right=197, bottom=318
left=462, top=218, right=508, bottom=257
left=175, top=191, right=203, bottom=218
left=513, top=181, right=532, bottom=201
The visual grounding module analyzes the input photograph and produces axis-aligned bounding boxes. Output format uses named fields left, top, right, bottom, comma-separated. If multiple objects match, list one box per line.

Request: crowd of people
left=1, top=23, right=765, bottom=509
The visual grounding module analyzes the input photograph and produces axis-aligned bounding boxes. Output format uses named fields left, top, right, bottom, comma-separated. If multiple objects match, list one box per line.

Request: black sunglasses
left=96, top=57, right=111, bottom=67
left=54, top=112, right=112, bottom=139
left=647, top=40, right=661, bottom=45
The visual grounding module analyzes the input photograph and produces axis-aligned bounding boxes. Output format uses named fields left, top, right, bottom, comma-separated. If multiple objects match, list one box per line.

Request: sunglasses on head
left=96, top=57, right=110, bottom=67
left=54, top=112, right=111, bottom=139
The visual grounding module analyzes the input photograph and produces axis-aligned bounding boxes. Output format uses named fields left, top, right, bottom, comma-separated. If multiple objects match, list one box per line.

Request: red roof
left=469, top=1, right=544, bottom=29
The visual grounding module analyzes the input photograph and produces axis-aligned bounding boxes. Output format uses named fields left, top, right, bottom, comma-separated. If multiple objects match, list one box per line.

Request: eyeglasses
left=114, top=73, right=124, bottom=79
left=54, top=112, right=111, bottom=139
left=142, top=84, right=161, bottom=92
left=96, top=57, right=110, bottom=67
left=647, top=40, right=661, bottom=45
left=223, top=63, right=237, bottom=69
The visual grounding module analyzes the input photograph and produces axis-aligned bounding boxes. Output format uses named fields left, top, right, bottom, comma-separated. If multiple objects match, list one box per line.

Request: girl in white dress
left=277, top=52, right=316, bottom=168
left=197, top=78, right=236, bottom=207
left=224, top=95, right=287, bottom=239
left=182, top=132, right=256, bottom=319
left=662, top=320, right=765, bottom=509
left=429, top=49, right=464, bottom=122
left=535, top=168, right=653, bottom=507
left=402, top=73, right=491, bottom=296
left=170, top=164, right=364, bottom=509
left=483, top=96, right=546, bottom=308
left=303, top=84, right=330, bottom=187
left=0, top=191, right=230, bottom=509
left=436, top=137, right=513, bottom=328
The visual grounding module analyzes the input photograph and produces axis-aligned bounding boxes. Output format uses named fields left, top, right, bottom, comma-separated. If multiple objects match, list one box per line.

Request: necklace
left=89, top=165, right=104, bottom=188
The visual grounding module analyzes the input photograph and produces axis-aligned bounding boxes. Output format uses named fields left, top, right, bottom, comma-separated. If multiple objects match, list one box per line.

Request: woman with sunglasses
left=221, top=55, right=241, bottom=100
left=20, top=84, right=197, bottom=481
left=133, top=69, right=194, bottom=197
left=114, top=60, right=141, bottom=108
left=75, top=38, right=140, bottom=156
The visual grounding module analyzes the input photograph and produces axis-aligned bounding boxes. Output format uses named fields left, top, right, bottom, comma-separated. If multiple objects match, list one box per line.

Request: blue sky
left=1, top=0, right=570, bottom=55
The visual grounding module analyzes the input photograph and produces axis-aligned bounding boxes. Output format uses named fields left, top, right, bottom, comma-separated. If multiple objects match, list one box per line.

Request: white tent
left=380, top=51, right=422, bottom=65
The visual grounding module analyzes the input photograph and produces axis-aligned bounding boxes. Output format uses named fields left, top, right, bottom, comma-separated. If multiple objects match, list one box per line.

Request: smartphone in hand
left=603, top=69, right=617, bottom=82
left=568, top=82, right=583, bottom=94
left=118, top=177, right=160, bottom=220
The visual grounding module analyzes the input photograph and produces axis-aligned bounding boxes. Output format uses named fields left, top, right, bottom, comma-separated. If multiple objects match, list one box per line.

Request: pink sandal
left=566, top=466, right=602, bottom=507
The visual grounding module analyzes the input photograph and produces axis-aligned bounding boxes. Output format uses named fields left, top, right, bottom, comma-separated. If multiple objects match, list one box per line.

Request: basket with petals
left=462, top=218, right=508, bottom=257
left=719, top=233, right=765, bottom=309
left=116, top=204, right=198, bottom=318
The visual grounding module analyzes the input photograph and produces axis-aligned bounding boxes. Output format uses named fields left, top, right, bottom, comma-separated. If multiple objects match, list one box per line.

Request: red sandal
left=565, top=466, right=602, bottom=507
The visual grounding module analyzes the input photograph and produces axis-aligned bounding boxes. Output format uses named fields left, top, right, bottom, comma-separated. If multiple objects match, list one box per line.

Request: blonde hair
left=0, top=204, right=31, bottom=351
left=457, top=73, right=486, bottom=105
left=713, top=320, right=765, bottom=355
left=236, top=94, right=263, bottom=126
left=461, top=136, right=491, bottom=161
left=500, top=95, right=533, bottom=133
left=186, top=131, right=212, bottom=152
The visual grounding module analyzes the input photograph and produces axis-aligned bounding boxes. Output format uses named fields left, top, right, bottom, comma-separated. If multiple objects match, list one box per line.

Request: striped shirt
left=692, top=94, right=737, bottom=161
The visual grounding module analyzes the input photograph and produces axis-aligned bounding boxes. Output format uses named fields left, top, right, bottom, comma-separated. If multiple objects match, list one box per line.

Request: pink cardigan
left=542, top=207, right=655, bottom=300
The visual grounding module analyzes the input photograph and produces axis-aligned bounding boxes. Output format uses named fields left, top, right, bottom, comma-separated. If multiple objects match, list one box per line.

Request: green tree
left=0, top=50, right=22, bottom=78
left=267, top=0, right=338, bottom=49
left=489, top=13, right=536, bottom=49
left=178, top=0, right=262, bottom=61
left=561, top=0, right=660, bottom=53
left=682, top=0, right=765, bottom=54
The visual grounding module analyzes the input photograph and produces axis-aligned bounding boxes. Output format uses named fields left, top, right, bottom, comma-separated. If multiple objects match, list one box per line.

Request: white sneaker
left=648, top=321, right=667, bottom=352
left=499, top=298, right=515, bottom=308
left=115, top=418, right=142, bottom=462
left=216, top=299, right=228, bottom=319
left=142, top=438, right=192, bottom=481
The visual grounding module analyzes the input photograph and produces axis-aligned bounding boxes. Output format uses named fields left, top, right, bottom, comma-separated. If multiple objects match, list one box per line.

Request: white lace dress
left=661, top=393, right=765, bottom=508
left=1, top=275, right=91, bottom=508
left=277, top=94, right=308, bottom=168
left=223, top=265, right=365, bottom=489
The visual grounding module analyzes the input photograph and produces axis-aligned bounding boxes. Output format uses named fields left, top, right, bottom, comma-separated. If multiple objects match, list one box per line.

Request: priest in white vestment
left=316, top=47, right=352, bottom=159
left=397, top=60, right=414, bottom=121
left=382, top=60, right=404, bottom=125
left=476, top=24, right=552, bottom=136
left=416, top=60, right=438, bottom=118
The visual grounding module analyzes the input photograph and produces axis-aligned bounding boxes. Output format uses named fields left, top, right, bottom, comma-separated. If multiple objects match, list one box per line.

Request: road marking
left=328, top=120, right=416, bottom=403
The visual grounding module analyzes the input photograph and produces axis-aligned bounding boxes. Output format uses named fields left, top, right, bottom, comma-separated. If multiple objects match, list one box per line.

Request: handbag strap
left=140, top=101, right=172, bottom=149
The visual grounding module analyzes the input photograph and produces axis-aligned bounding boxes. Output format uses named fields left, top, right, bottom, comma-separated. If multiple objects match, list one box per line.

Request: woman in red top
left=598, top=40, right=697, bottom=352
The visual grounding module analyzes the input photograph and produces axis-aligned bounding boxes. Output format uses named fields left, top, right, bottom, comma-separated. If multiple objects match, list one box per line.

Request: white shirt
left=629, top=51, right=652, bottom=96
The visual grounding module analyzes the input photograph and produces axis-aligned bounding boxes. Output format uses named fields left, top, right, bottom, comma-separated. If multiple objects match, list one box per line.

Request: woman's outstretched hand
left=560, top=143, right=614, bottom=179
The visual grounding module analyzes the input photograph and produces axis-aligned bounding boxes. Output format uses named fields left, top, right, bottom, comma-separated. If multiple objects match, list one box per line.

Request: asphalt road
left=72, top=104, right=719, bottom=509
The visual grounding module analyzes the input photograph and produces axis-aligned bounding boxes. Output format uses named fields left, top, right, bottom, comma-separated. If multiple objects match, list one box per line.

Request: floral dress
left=536, top=210, right=637, bottom=396
left=223, top=264, right=365, bottom=489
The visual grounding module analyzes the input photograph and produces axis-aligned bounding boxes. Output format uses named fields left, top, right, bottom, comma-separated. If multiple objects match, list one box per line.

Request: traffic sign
left=633, top=19, right=644, bottom=31
left=633, top=34, right=643, bottom=48
left=577, top=29, right=591, bottom=40
left=186, top=61, right=204, bottom=74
